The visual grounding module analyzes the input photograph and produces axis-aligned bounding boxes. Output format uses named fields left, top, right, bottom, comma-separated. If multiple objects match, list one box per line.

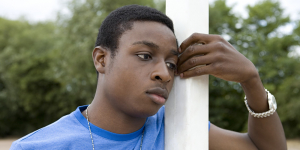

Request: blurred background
left=0, top=0, right=300, bottom=149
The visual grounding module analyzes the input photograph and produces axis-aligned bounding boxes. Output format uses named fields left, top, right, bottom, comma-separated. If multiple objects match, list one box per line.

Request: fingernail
left=178, top=47, right=181, bottom=53
left=180, top=73, right=183, bottom=78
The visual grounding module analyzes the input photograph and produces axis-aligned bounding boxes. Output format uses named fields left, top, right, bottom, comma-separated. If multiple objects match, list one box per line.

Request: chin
left=130, top=104, right=163, bottom=118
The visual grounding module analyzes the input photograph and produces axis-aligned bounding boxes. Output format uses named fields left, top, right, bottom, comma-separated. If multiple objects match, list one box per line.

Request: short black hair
left=94, top=4, right=175, bottom=79
left=95, top=4, right=174, bottom=56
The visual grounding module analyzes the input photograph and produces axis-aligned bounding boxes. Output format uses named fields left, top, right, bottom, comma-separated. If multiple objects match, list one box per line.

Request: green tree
left=0, top=18, right=62, bottom=136
left=208, top=0, right=247, bottom=132
left=276, top=19, right=300, bottom=137
left=209, top=0, right=300, bottom=138
left=1, top=0, right=300, bottom=139
left=0, top=0, right=165, bottom=137
left=0, top=0, right=164, bottom=137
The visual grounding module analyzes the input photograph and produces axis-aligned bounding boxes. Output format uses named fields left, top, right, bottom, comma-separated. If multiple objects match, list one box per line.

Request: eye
left=137, top=54, right=152, bottom=60
left=166, top=62, right=177, bottom=70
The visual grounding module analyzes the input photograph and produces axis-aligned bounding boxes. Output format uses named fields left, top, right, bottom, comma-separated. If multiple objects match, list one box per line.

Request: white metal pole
left=165, top=0, right=209, bottom=150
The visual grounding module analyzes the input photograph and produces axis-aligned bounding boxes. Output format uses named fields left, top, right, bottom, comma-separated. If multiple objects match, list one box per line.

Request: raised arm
left=176, top=33, right=287, bottom=150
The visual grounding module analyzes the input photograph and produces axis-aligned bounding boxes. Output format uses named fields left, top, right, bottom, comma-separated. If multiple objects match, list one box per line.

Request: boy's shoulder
left=10, top=107, right=88, bottom=150
left=10, top=105, right=165, bottom=150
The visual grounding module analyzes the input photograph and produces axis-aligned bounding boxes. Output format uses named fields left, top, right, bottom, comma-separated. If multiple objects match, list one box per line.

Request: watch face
left=268, top=91, right=277, bottom=110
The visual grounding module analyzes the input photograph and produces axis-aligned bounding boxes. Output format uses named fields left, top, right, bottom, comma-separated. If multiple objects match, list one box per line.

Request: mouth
left=146, top=87, right=169, bottom=105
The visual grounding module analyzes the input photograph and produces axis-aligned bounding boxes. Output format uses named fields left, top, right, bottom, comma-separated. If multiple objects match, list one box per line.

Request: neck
left=82, top=94, right=147, bottom=134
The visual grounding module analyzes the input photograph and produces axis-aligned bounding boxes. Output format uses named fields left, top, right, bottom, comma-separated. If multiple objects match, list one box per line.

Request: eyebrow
left=132, top=40, right=179, bottom=56
left=133, top=41, right=159, bottom=49
left=170, top=49, right=179, bottom=56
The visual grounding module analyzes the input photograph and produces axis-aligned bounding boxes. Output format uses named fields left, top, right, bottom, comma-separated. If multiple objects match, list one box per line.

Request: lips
left=146, top=87, right=169, bottom=105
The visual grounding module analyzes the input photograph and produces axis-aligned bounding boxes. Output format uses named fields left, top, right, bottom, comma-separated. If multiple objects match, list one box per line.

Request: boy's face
left=103, top=21, right=178, bottom=118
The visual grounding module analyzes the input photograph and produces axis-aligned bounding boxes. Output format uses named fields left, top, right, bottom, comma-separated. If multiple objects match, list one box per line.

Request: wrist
left=240, top=74, right=269, bottom=113
left=240, top=72, right=260, bottom=87
left=245, top=89, right=277, bottom=118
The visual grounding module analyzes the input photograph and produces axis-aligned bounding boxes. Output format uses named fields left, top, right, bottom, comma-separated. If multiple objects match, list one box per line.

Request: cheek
left=104, top=68, right=142, bottom=108
left=108, top=59, right=147, bottom=93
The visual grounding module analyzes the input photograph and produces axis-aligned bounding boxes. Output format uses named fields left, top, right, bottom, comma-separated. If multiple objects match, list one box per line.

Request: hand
left=177, top=33, right=258, bottom=83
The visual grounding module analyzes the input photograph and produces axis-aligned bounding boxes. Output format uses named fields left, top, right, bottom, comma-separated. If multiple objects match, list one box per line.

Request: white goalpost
left=165, top=0, right=209, bottom=149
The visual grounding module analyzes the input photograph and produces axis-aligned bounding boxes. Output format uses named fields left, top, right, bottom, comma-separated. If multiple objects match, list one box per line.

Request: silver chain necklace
left=86, top=105, right=145, bottom=150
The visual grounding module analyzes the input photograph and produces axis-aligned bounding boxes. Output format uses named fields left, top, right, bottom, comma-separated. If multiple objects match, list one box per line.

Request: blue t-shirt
left=10, top=105, right=165, bottom=150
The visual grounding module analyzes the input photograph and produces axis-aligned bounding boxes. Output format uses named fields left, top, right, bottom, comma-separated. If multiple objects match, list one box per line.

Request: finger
left=178, top=42, right=216, bottom=66
left=174, top=70, right=179, bottom=76
left=179, top=33, right=221, bottom=53
left=180, top=65, right=212, bottom=79
left=177, top=54, right=213, bottom=73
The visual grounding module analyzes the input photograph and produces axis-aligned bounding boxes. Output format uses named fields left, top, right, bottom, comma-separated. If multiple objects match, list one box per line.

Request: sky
left=0, top=0, right=299, bottom=22
left=0, top=0, right=69, bottom=22
left=224, top=0, right=300, bottom=20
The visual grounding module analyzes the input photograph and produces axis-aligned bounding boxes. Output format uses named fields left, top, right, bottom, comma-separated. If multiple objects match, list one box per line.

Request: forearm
left=241, top=75, right=287, bottom=150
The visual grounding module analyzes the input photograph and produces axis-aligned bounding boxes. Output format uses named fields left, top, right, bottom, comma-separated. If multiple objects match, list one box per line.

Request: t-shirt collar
left=74, top=105, right=145, bottom=141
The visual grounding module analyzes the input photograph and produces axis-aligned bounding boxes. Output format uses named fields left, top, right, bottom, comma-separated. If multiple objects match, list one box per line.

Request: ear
left=92, top=46, right=108, bottom=74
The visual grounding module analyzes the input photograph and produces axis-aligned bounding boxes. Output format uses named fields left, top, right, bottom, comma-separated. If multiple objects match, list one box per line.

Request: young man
left=11, top=5, right=286, bottom=150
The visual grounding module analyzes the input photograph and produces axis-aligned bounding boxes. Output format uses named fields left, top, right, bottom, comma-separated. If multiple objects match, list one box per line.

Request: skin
left=177, top=33, right=287, bottom=150
left=84, top=21, right=287, bottom=149
left=83, top=21, right=178, bottom=134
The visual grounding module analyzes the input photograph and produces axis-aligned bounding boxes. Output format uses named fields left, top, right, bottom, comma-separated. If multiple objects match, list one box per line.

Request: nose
left=150, top=61, right=172, bottom=83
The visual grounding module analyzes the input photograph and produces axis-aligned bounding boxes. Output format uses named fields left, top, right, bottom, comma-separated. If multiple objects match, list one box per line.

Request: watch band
left=244, top=89, right=277, bottom=118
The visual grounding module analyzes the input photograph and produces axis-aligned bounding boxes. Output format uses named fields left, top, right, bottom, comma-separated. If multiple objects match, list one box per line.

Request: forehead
left=118, top=21, right=177, bottom=50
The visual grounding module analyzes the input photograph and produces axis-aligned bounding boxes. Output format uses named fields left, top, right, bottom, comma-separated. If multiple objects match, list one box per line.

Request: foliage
left=0, top=18, right=63, bottom=136
left=209, top=0, right=248, bottom=132
left=209, top=0, right=300, bottom=138
left=0, top=0, right=164, bottom=137
left=1, top=0, right=300, bottom=138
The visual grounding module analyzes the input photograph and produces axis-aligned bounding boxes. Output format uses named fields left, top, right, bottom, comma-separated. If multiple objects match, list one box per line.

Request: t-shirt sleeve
left=10, top=141, right=23, bottom=150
